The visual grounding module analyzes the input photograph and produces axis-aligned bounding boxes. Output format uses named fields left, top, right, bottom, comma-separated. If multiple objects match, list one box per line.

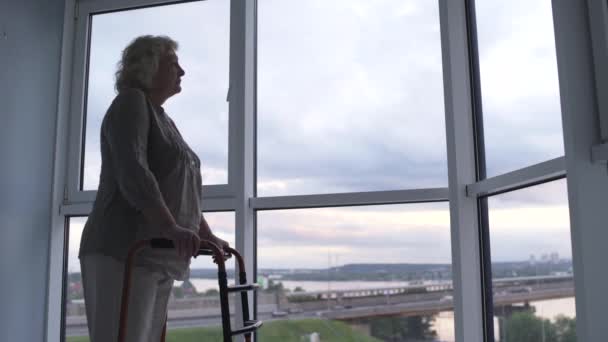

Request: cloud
left=70, top=0, right=571, bottom=268
left=82, top=0, right=564, bottom=197
left=82, top=0, right=230, bottom=189
left=475, top=0, right=564, bottom=176
left=488, top=179, right=572, bottom=261
left=257, top=203, right=452, bottom=267
left=257, top=0, right=447, bottom=195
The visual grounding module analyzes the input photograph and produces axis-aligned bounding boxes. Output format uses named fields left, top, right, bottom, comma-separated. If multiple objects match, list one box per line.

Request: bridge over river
left=297, top=274, right=574, bottom=320
left=65, top=274, right=574, bottom=336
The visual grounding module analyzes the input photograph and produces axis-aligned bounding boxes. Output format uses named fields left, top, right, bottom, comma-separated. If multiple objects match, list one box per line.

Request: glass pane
left=82, top=0, right=229, bottom=190
left=488, top=180, right=576, bottom=342
left=476, top=1, right=564, bottom=176
left=257, top=203, right=455, bottom=341
left=258, top=0, right=447, bottom=196
left=65, top=212, right=235, bottom=341
left=65, top=217, right=88, bottom=341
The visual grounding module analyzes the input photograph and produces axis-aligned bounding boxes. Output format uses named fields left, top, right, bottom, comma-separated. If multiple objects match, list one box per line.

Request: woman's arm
left=198, top=215, right=230, bottom=262
left=104, top=90, right=166, bottom=215
left=198, top=214, right=213, bottom=241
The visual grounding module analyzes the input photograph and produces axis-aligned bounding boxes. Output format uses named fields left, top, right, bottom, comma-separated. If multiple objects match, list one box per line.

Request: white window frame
left=48, top=1, right=599, bottom=341
left=553, top=1, right=608, bottom=341
left=50, top=0, right=246, bottom=341
left=439, top=1, right=485, bottom=340
left=588, top=0, right=608, bottom=163
left=441, top=1, right=572, bottom=341
left=588, top=0, right=608, bottom=144
left=231, top=0, right=257, bottom=335
left=251, top=189, right=449, bottom=210
left=46, top=1, right=78, bottom=340
left=64, top=0, right=236, bottom=209
left=466, top=157, right=566, bottom=198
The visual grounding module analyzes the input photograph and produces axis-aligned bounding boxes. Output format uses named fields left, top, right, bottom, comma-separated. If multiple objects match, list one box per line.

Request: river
left=184, top=278, right=576, bottom=342
left=186, top=278, right=442, bottom=293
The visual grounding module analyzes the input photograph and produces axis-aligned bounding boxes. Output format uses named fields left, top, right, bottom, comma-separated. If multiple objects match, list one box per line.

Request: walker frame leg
left=118, top=239, right=262, bottom=342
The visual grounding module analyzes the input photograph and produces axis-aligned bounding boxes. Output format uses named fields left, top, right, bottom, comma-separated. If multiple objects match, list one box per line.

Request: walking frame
left=118, top=238, right=262, bottom=342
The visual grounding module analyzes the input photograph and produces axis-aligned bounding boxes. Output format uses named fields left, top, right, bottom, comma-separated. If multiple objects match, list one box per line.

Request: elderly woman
left=78, top=35, right=229, bottom=342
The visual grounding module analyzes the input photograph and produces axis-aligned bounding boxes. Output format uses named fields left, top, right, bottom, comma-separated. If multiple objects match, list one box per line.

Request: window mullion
left=48, top=0, right=79, bottom=341
left=553, top=1, right=608, bottom=341
left=231, top=0, right=257, bottom=338
left=440, top=1, right=486, bottom=341
left=65, top=3, right=91, bottom=203
left=587, top=0, right=608, bottom=142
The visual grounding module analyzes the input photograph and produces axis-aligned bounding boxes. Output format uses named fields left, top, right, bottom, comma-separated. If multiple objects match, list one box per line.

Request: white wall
left=0, top=0, right=66, bottom=341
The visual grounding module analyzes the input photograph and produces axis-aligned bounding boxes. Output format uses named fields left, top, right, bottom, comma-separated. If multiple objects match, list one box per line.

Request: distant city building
left=258, top=275, right=269, bottom=290
left=541, top=253, right=550, bottom=263
left=551, top=252, right=560, bottom=264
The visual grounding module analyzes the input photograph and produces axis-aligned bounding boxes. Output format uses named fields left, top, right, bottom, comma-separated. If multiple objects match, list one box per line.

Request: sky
left=67, top=0, right=572, bottom=272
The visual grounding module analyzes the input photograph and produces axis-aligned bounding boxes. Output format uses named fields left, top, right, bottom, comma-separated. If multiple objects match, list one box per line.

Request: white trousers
left=80, top=254, right=174, bottom=342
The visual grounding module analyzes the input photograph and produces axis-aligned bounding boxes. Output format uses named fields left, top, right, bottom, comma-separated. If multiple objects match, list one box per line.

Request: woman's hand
left=211, top=234, right=230, bottom=250
left=201, top=234, right=231, bottom=263
left=165, top=225, right=200, bottom=260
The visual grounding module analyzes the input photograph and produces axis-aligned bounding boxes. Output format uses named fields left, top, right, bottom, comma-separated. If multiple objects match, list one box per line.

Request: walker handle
left=149, top=238, right=231, bottom=257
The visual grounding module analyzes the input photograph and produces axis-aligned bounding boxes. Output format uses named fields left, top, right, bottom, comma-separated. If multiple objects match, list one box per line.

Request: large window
left=470, top=2, right=575, bottom=340
left=257, top=203, right=454, bottom=341
left=64, top=213, right=235, bottom=341
left=81, top=0, right=230, bottom=190
left=257, top=0, right=447, bottom=196
left=53, top=1, right=588, bottom=342
left=475, top=0, right=563, bottom=176
left=487, top=180, right=575, bottom=342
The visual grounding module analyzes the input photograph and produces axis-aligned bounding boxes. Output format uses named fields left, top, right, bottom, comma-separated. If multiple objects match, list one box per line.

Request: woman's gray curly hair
left=115, top=35, right=178, bottom=92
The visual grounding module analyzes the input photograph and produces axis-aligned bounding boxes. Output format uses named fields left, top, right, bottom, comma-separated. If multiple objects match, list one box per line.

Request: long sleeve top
left=79, top=88, right=203, bottom=279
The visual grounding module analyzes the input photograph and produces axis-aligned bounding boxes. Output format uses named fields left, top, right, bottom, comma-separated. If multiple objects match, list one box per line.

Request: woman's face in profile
left=152, top=50, right=185, bottom=98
